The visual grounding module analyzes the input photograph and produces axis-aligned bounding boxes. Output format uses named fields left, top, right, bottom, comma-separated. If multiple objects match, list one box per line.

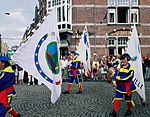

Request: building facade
left=38, top=0, right=150, bottom=57
left=47, top=0, right=72, bottom=57
left=0, top=34, right=8, bottom=56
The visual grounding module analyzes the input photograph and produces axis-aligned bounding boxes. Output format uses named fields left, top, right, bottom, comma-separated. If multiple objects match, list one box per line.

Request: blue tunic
left=113, top=63, right=136, bottom=94
left=0, top=66, right=16, bottom=116
left=69, top=57, right=81, bottom=77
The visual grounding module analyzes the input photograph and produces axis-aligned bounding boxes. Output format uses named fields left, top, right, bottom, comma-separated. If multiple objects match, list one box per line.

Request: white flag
left=126, top=24, right=146, bottom=102
left=76, top=25, right=91, bottom=77
left=12, top=9, right=61, bottom=103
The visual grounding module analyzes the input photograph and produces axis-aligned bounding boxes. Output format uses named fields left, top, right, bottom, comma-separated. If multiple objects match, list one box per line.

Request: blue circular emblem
left=34, top=33, right=60, bottom=84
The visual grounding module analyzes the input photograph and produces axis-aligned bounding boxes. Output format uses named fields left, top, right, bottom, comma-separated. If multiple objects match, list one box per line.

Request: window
left=109, top=48, right=115, bottom=55
left=62, top=0, right=65, bottom=4
left=108, top=0, right=115, bottom=6
left=131, top=9, right=138, bottom=23
left=118, top=37, right=128, bottom=46
left=108, top=9, right=115, bottom=23
left=52, top=0, right=61, bottom=6
left=48, top=1, right=51, bottom=8
left=117, top=0, right=129, bottom=6
left=109, top=40, right=115, bottom=45
left=108, top=0, right=138, bottom=7
left=47, top=0, right=72, bottom=30
left=118, top=7, right=129, bottom=23
left=67, top=5, right=71, bottom=22
left=57, top=7, right=61, bottom=22
left=107, top=0, right=139, bottom=24
left=131, top=0, right=138, bottom=6
left=108, top=39, right=115, bottom=46
left=62, top=6, right=65, bottom=21
left=67, top=0, right=70, bottom=4
left=109, top=13, right=114, bottom=23
left=107, top=37, right=128, bottom=55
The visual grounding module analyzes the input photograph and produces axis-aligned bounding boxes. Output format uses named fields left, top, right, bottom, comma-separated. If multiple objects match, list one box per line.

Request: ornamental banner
left=126, top=24, right=146, bottom=102
left=76, top=25, right=91, bottom=77
left=12, top=9, right=61, bottom=104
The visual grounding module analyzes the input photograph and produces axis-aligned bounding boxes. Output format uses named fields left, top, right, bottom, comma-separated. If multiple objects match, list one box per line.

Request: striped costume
left=111, top=63, right=136, bottom=116
left=63, top=56, right=83, bottom=94
left=0, top=66, right=19, bottom=117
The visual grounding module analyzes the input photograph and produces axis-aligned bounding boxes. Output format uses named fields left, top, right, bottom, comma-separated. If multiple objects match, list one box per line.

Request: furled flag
left=126, top=24, right=146, bottom=102
left=12, top=9, right=61, bottom=103
left=76, top=25, right=91, bottom=77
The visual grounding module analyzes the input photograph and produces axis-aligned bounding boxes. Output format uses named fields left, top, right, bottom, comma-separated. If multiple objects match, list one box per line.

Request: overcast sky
left=0, top=0, right=38, bottom=47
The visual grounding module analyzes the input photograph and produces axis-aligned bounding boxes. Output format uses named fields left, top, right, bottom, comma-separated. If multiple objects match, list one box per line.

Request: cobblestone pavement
left=6, top=81, right=150, bottom=117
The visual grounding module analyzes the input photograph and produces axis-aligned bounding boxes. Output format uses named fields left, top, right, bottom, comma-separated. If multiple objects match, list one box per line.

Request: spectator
left=91, top=52, right=100, bottom=80
left=18, top=66, right=24, bottom=84
left=28, top=74, right=35, bottom=85
left=92, top=58, right=100, bottom=80
left=11, top=64, right=18, bottom=84
left=101, top=56, right=108, bottom=81
left=61, top=56, right=69, bottom=82
left=108, top=55, right=120, bottom=83
left=142, top=57, right=146, bottom=80
left=14, top=65, right=19, bottom=84
left=144, top=56, right=150, bottom=79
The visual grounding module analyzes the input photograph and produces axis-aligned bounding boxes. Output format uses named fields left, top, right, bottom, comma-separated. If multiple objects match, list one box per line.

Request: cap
left=70, top=50, right=76, bottom=54
left=70, top=50, right=79, bottom=55
left=121, top=53, right=131, bottom=61
left=0, top=56, right=11, bottom=62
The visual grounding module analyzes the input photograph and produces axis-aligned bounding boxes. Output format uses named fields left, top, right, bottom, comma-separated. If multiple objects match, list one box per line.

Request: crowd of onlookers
left=60, top=52, right=121, bottom=82
left=11, top=53, right=150, bottom=85
left=11, top=64, right=40, bottom=85
left=60, top=52, right=150, bottom=82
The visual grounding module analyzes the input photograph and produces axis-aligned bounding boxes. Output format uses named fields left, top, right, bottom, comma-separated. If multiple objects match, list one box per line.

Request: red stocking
left=127, top=102, right=132, bottom=110
left=8, top=108, right=18, bottom=117
left=114, top=100, right=121, bottom=112
left=66, top=83, right=72, bottom=91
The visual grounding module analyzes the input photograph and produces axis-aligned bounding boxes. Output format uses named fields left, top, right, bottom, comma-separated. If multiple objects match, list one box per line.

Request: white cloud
left=16, top=27, right=27, bottom=33
left=0, top=27, right=6, bottom=32
left=0, top=0, right=38, bottom=47
left=9, top=11, right=29, bottom=23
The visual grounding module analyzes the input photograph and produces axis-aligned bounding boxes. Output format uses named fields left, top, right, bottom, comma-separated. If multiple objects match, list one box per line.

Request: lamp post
left=93, top=0, right=96, bottom=52
left=75, top=29, right=79, bottom=50
left=105, top=33, right=108, bottom=56
left=5, top=11, right=34, bottom=15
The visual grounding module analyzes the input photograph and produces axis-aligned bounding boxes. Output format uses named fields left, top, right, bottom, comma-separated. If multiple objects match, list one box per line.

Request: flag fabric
left=76, top=25, right=91, bottom=77
left=12, top=9, right=61, bottom=103
left=126, top=24, right=146, bottom=102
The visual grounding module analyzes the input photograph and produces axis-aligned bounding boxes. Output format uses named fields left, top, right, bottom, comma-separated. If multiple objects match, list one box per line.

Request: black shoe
left=76, top=91, right=82, bottom=94
left=125, top=110, right=132, bottom=116
left=62, top=91, right=70, bottom=94
left=17, top=114, right=21, bottom=117
left=141, top=102, right=146, bottom=107
left=109, top=110, right=117, bottom=117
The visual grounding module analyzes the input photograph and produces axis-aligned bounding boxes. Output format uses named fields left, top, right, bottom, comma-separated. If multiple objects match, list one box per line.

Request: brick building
left=39, top=0, right=150, bottom=57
